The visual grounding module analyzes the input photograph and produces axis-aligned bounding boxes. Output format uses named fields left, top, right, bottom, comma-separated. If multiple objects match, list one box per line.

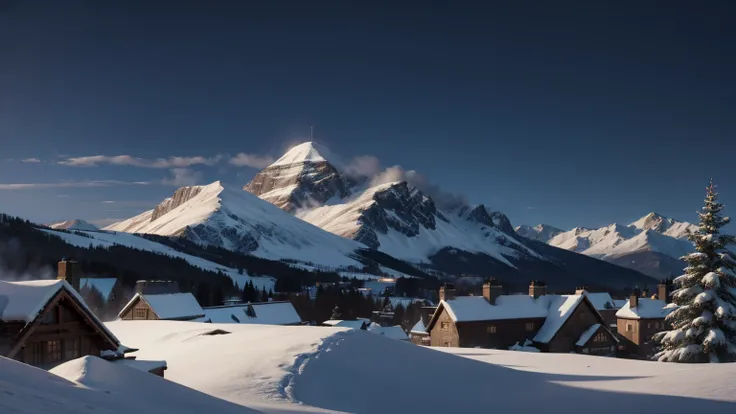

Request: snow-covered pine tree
left=654, top=180, right=736, bottom=363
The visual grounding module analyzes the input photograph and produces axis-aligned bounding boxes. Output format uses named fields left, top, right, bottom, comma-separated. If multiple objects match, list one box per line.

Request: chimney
left=658, top=279, right=672, bottom=304
left=529, top=280, right=547, bottom=299
left=574, top=285, right=588, bottom=295
left=482, top=278, right=503, bottom=305
left=629, top=289, right=640, bottom=308
left=136, top=280, right=180, bottom=295
left=57, top=258, right=81, bottom=291
left=439, top=284, right=456, bottom=302
left=641, top=288, right=649, bottom=298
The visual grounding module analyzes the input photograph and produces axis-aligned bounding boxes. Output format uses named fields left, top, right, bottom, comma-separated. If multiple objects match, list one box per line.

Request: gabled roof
left=580, top=292, right=615, bottom=311
left=615, top=298, right=676, bottom=319
left=80, top=278, right=118, bottom=300
left=533, top=295, right=586, bottom=344
left=203, top=301, right=302, bottom=325
left=440, top=295, right=549, bottom=323
left=119, top=292, right=205, bottom=320
left=410, top=318, right=427, bottom=334
left=575, top=323, right=620, bottom=347
left=0, top=279, right=121, bottom=357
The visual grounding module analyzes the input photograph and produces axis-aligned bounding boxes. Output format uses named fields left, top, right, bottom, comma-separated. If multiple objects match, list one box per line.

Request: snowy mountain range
left=238, top=142, right=652, bottom=289
left=515, top=213, right=698, bottom=279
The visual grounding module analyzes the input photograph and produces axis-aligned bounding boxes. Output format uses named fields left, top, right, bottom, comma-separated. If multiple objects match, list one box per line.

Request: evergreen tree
left=654, top=181, right=736, bottom=363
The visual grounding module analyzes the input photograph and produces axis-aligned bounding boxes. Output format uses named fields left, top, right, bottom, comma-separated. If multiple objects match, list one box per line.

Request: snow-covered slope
left=42, top=227, right=274, bottom=289
left=105, top=320, right=736, bottom=414
left=517, top=213, right=697, bottom=279
left=0, top=354, right=262, bottom=414
left=105, top=181, right=367, bottom=269
left=49, top=219, right=99, bottom=231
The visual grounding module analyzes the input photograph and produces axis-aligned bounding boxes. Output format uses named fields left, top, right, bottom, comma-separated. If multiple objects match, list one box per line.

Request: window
left=45, top=340, right=62, bottom=364
left=647, top=322, right=651, bottom=329
left=626, top=323, right=634, bottom=333
left=593, top=332, right=607, bottom=343
left=134, top=308, right=147, bottom=319
left=444, top=341, right=452, bottom=347
left=440, top=322, right=450, bottom=331
left=525, top=322, right=535, bottom=332
left=64, top=338, right=81, bottom=360
left=487, top=325, right=497, bottom=334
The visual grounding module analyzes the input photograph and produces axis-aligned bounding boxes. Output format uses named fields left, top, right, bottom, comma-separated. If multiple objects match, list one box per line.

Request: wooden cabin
left=0, top=259, right=167, bottom=376
left=425, top=280, right=618, bottom=355
left=118, top=280, right=205, bottom=321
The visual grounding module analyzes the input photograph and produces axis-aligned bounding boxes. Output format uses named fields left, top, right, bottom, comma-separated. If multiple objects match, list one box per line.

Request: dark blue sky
left=0, top=1, right=734, bottom=229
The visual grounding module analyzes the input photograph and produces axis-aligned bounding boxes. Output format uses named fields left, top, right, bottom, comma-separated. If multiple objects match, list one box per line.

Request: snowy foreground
left=4, top=321, right=736, bottom=413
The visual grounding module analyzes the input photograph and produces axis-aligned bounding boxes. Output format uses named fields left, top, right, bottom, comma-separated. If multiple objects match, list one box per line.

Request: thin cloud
left=21, top=158, right=41, bottom=163
left=160, top=168, right=203, bottom=187
left=102, top=200, right=116, bottom=204
left=230, top=153, right=275, bottom=169
left=58, top=154, right=221, bottom=168
left=0, top=180, right=151, bottom=190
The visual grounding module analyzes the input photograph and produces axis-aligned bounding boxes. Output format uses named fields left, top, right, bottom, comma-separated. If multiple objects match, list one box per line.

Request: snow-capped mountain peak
left=49, top=219, right=99, bottom=232
left=515, top=224, right=563, bottom=242
left=105, top=181, right=367, bottom=268
left=269, top=141, right=334, bottom=168
left=629, top=212, right=697, bottom=239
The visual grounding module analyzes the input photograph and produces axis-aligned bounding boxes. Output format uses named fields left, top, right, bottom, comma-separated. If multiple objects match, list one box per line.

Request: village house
left=409, top=306, right=436, bottom=346
left=615, top=280, right=676, bottom=358
left=201, top=300, right=303, bottom=325
left=367, top=322, right=409, bottom=341
left=118, top=280, right=206, bottom=321
left=425, top=280, right=618, bottom=355
left=0, top=259, right=166, bottom=376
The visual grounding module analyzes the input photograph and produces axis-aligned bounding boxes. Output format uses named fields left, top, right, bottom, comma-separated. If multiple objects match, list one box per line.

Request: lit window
left=45, top=340, right=62, bottom=363
left=593, top=332, right=607, bottom=342
left=487, top=325, right=497, bottom=334
left=525, top=322, right=535, bottom=332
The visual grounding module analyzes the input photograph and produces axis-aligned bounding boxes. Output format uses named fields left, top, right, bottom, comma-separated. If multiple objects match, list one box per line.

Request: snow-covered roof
left=0, top=279, right=121, bottom=346
left=367, top=323, right=409, bottom=340
left=0, top=279, right=67, bottom=323
left=203, top=302, right=301, bottom=325
left=615, top=298, right=677, bottom=319
left=576, top=324, right=602, bottom=347
left=612, top=299, right=628, bottom=309
left=533, top=295, right=585, bottom=343
left=80, top=278, right=118, bottom=300
left=322, top=319, right=366, bottom=329
left=581, top=292, right=615, bottom=311
left=410, top=318, right=427, bottom=334
left=441, top=295, right=549, bottom=322
left=121, top=293, right=205, bottom=320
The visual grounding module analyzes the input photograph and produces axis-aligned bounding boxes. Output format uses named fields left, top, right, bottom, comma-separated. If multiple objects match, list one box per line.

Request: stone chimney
left=135, top=280, right=180, bottom=295
left=482, top=279, right=503, bottom=305
left=439, top=284, right=456, bottom=302
left=528, top=280, right=547, bottom=299
left=629, top=289, right=640, bottom=308
left=658, top=279, right=673, bottom=304
left=57, top=258, right=80, bottom=291
left=574, top=285, right=588, bottom=295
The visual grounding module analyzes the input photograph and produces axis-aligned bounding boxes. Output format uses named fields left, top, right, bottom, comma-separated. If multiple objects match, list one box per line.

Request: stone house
left=615, top=281, right=676, bottom=358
